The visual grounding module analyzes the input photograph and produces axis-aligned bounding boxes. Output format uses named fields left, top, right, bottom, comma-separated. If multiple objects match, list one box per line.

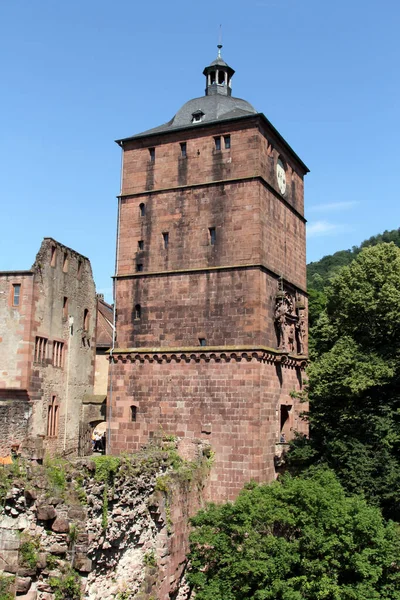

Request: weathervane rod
left=217, top=24, right=222, bottom=56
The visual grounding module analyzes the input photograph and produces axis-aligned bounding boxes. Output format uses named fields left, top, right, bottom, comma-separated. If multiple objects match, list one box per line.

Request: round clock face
left=276, top=158, right=286, bottom=195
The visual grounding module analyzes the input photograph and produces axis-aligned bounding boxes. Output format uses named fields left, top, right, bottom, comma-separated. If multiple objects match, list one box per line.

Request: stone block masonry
left=110, top=50, right=309, bottom=502
left=0, top=238, right=97, bottom=458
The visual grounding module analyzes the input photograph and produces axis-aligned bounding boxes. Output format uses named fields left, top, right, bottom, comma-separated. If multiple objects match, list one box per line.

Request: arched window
left=139, top=203, right=145, bottom=217
left=134, top=304, right=141, bottom=319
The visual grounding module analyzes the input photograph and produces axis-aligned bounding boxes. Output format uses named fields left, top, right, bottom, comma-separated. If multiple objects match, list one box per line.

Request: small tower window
left=210, top=71, right=216, bottom=84
left=139, top=203, right=146, bottom=217
left=218, top=71, right=225, bottom=85
left=199, top=338, right=207, bottom=347
left=136, top=264, right=143, bottom=272
left=214, top=137, right=221, bottom=151
left=134, top=304, right=141, bottom=319
left=138, top=240, right=144, bottom=251
left=83, top=308, right=89, bottom=331
left=163, top=232, right=169, bottom=249
left=63, top=252, right=68, bottom=272
left=12, top=283, right=21, bottom=307
left=209, top=227, right=216, bottom=245
left=149, top=147, right=155, bottom=163
left=50, top=246, right=57, bottom=267
left=224, top=135, right=231, bottom=149
left=63, top=297, right=68, bottom=320
left=130, top=405, right=137, bottom=422
left=77, top=260, right=82, bottom=279
left=180, top=142, right=187, bottom=158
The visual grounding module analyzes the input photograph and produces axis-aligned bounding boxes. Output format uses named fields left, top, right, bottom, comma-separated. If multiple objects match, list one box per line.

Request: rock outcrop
left=0, top=439, right=211, bottom=600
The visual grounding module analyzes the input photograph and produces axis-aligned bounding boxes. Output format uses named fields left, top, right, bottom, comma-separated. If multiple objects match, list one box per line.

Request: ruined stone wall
left=109, top=354, right=306, bottom=502
left=0, top=272, right=34, bottom=390
left=28, top=239, right=96, bottom=456
left=0, top=399, right=31, bottom=457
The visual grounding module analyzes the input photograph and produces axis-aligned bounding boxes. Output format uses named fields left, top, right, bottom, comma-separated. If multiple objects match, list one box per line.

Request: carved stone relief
left=274, top=280, right=306, bottom=355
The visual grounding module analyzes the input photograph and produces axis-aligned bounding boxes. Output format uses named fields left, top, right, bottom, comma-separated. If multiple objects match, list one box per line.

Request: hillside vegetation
left=307, top=228, right=400, bottom=327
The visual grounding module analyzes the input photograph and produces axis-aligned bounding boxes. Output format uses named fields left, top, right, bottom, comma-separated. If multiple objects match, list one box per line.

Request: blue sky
left=1, top=0, right=399, bottom=302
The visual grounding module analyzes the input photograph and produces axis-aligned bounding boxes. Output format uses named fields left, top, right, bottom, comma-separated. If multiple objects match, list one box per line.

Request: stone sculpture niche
left=274, top=282, right=306, bottom=355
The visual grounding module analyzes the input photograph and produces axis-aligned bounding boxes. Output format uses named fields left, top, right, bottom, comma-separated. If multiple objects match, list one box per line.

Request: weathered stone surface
left=0, top=528, right=20, bottom=550
left=49, top=543, right=68, bottom=555
left=0, top=549, right=19, bottom=573
left=17, top=566, right=37, bottom=577
left=67, top=507, right=85, bottom=520
left=36, top=505, right=56, bottom=521
left=51, top=516, right=70, bottom=533
left=16, top=576, right=32, bottom=594
left=37, top=581, right=53, bottom=592
left=37, top=553, right=47, bottom=569
left=16, top=591, right=38, bottom=600
left=24, top=488, right=37, bottom=502
left=73, top=554, right=92, bottom=572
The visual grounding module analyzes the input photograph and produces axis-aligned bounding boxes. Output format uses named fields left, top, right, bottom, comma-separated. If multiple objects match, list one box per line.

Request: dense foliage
left=188, top=469, right=400, bottom=600
left=290, top=243, right=400, bottom=519
left=307, top=228, right=400, bottom=327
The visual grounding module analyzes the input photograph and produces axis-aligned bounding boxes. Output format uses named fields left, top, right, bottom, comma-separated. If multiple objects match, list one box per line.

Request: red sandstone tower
left=110, top=48, right=309, bottom=501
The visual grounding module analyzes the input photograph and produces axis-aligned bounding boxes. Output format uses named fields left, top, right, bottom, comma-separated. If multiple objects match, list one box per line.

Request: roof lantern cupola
left=203, top=45, right=235, bottom=97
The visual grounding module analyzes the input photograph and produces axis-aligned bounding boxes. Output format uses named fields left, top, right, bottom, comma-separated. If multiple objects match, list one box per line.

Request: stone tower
left=109, top=49, right=309, bottom=501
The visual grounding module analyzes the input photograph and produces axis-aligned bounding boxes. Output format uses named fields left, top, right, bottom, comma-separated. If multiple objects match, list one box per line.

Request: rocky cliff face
left=0, top=440, right=211, bottom=600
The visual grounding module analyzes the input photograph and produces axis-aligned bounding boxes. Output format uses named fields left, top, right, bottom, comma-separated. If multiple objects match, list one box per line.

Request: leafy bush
left=188, top=469, right=400, bottom=600
left=19, top=534, right=40, bottom=569
left=49, top=570, right=81, bottom=600
left=0, top=575, right=14, bottom=600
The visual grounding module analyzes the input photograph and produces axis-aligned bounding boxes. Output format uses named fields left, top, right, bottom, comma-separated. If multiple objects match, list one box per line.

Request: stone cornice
left=110, top=346, right=308, bottom=369
left=114, top=263, right=307, bottom=296
left=118, top=175, right=306, bottom=224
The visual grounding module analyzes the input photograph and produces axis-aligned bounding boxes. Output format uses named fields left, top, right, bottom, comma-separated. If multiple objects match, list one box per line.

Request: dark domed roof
left=135, top=95, right=257, bottom=138
left=118, top=48, right=258, bottom=142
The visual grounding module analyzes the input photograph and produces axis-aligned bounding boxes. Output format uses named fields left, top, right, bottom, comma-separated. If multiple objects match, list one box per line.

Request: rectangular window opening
left=130, top=405, right=137, bottom=422
left=63, top=252, right=68, bottom=273
left=214, top=136, right=221, bottom=151
left=63, top=297, right=68, bottom=320
left=12, top=283, right=21, bottom=307
left=180, top=142, right=187, bottom=158
left=162, top=232, right=169, bottom=249
left=53, top=341, right=64, bottom=368
left=224, top=135, right=231, bottom=149
left=50, top=246, right=57, bottom=267
left=149, top=147, right=155, bottom=163
left=209, top=227, right=216, bottom=246
left=47, top=396, right=59, bottom=437
left=138, top=240, right=144, bottom=251
left=35, top=336, right=48, bottom=364
left=136, top=264, right=143, bottom=272
left=199, top=338, right=207, bottom=347
left=77, top=260, right=82, bottom=279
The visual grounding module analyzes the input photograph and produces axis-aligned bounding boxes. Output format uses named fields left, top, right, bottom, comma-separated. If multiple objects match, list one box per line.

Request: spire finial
left=217, top=24, right=222, bottom=57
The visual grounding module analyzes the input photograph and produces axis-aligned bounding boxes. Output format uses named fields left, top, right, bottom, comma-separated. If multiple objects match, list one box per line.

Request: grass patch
left=0, top=575, right=14, bottom=600
left=19, top=533, right=40, bottom=569
left=49, top=569, right=81, bottom=600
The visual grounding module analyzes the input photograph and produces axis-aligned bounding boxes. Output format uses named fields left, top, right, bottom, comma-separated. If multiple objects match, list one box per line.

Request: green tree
left=290, top=243, right=400, bottom=519
left=187, top=469, right=400, bottom=600
left=306, top=227, right=400, bottom=325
